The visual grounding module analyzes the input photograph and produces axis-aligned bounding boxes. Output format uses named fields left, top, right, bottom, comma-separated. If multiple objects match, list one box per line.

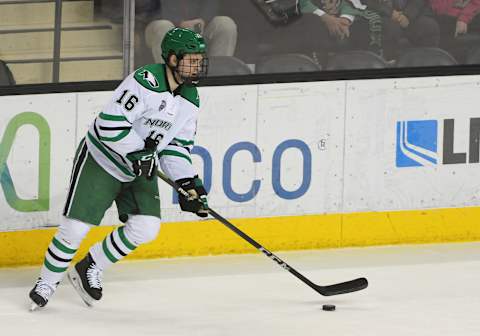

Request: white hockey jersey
left=85, top=63, right=199, bottom=182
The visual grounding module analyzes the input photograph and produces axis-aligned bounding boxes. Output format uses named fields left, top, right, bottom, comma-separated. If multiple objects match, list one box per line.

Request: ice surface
left=1, top=242, right=479, bottom=336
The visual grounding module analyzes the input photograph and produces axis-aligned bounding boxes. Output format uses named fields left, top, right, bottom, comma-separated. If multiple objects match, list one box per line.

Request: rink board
left=2, top=75, right=480, bottom=266
left=2, top=207, right=480, bottom=267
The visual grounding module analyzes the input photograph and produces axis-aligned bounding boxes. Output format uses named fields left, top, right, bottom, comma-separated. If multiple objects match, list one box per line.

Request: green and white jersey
left=86, top=64, right=200, bottom=182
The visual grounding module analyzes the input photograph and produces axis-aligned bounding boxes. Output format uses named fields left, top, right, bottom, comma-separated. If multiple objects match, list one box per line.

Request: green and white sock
left=90, top=226, right=138, bottom=270
left=40, top=235, right=78, bottom=284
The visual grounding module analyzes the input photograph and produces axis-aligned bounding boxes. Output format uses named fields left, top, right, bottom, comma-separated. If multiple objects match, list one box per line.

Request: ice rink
left=1, top=242, right=479, bottom=336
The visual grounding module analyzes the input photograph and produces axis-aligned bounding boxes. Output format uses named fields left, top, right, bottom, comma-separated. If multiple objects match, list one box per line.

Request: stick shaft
left=157, top=171, right=367, bottom=296
left=157, top=171, right=321, bottom=291
left=207, top=208, right=319, bottom=289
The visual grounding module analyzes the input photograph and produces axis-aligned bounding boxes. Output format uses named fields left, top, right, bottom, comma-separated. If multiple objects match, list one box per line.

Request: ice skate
left=29, top=278, right=58, bottom=311
left=67, top=253, right=103, bottom=307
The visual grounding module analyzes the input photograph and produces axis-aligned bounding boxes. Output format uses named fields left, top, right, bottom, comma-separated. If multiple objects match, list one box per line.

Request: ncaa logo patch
left=159, top=100, right=166, bottom=111
left=396, top=120, right=438, bottom=167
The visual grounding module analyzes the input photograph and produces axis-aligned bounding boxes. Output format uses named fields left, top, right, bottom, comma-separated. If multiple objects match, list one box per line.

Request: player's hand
left=126, top=148, right=156, bottom=179
left=126, top=137, right=159, bottom=180
left=176, top=176, right=209, bottom=217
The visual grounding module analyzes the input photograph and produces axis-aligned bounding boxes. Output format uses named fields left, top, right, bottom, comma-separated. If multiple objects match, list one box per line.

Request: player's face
left=178, top=53, right=207, bottom=81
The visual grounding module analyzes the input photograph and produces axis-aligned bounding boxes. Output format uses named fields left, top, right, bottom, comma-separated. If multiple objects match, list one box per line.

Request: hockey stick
left=157, top=171, right=368, bottom=296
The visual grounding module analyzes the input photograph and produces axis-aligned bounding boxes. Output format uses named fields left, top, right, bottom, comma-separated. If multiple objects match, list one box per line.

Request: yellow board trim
left=2, top=207, right=480, bottom=267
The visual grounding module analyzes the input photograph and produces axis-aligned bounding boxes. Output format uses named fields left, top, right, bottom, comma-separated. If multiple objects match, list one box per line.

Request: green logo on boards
left=0, top=112, right=51, bottom=212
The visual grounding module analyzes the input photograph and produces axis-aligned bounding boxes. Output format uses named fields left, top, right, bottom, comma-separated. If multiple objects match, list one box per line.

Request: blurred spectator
left=246, top=0, right=439, bottom=63
left=349, top=0, right=405, bottom=60
left=306, top=0, right=439, bottom=61
left=303, top=0, right=384, bottom=55
left=428, top=0, right=480, bottom=36
left=363, top=0, right=440, bottom=56
left=94, top=0, right=237, bottom=66
left=94, top=0, right=161, bottom=66
left=221, top=0, right=384, bottom=66
left=94, top=0, right=157, bottom=23
left=143, top=0, right=237, bottom=63
left=220, top=1, right=327, bottom=65
left=426, top=0, right=480, bottom=61
left=390, top=0, right=440, bottom=47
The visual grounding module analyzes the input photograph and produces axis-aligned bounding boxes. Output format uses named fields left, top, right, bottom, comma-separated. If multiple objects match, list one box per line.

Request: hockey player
left=28, top=27, right=209, bottom=310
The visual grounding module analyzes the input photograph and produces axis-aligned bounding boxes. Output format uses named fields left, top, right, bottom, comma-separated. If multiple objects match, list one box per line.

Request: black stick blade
left=315, top=277, right=368, bottom=296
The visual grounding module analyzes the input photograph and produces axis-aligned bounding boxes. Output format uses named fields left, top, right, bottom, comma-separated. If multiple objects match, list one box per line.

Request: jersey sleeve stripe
left=99, top=126, right=132, bottom=131
left=173, top=137, right=194, bottom=146
left=99, top=112, right=131, bottom=123
left=99, top=129, right=131, bottom=142
left=87, top=132, right=135, bottom=177
left=93, top=120, right=128, bottom=164
left=167, top=143, right=191, bottom=153
left=158, top=149, right=192, bottom=164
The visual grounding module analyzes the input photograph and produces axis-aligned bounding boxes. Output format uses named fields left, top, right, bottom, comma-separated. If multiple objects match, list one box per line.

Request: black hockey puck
left=322, top=304, right=336, bottom=311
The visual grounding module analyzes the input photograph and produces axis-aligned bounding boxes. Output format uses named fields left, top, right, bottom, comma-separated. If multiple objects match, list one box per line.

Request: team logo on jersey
left=140, top=70, right=159, bottom=88
left=159, top=100, right=166, bottom=111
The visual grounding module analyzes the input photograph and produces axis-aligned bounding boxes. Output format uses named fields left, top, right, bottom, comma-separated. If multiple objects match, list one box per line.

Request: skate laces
left=86, top=262, right=103, bottom=289
left=35, top=279, right=56, bottom=300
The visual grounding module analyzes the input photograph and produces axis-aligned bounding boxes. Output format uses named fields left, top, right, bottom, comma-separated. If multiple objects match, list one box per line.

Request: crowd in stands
left=222, top=0, right=480, bottom=70
left=93, top=0, right=480, bottom=73
left=4, top=0, right=480, bottom=85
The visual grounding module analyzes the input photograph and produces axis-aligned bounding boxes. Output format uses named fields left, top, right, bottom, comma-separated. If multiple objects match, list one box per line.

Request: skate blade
left=67, top=268, right=94, bottom=308
left=29, top=302, right=41, bottom=312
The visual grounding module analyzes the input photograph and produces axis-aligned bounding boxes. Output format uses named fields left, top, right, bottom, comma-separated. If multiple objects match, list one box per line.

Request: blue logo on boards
left=396, top=120, right=438, bottom=167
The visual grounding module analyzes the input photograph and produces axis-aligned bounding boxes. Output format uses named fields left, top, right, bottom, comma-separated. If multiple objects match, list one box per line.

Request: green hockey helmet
left=161, top=28, right=207, bottom=61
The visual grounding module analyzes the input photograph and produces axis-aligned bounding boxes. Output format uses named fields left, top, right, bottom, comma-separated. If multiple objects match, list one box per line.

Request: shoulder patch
left=140, top=70, right=159, bottom=88
left=179, top=85, right=200, bottom=107
left=134, top=64, right=169, bottom=93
